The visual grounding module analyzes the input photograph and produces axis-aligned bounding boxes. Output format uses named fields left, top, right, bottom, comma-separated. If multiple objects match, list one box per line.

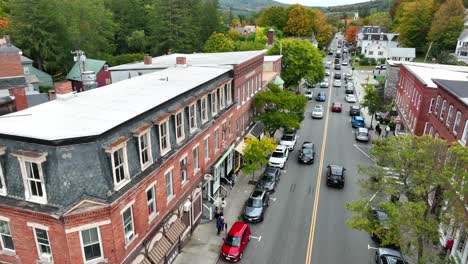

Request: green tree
left=254, top=84, right=307, bottom=136
left=257, top=6, right=288, bottom=30
left=427, top=0, right=465, bottom=51
left=284, top=5, right=314, bottom=37
left=269, top=38, right=325, bottom=87
left=234, top=40, right=265, bottom=51
left=241, top=136, right=276, bottom=182
left=126, top=30, right=147, bottom=53
left=199, top=0, right=223, bottom=46
left=360, top=85, right=382, bottom=128
left=396, top=0, right=435, bottom=51
left=367, top=12, right=393, bottom=29
left=204, top=32, right=234, bottom=52
left=347, top=136, right=467, bottom=263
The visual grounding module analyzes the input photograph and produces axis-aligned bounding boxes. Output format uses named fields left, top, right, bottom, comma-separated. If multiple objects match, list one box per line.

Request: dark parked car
left=326, top=164, right=345, bottom=188
left=334, top=73, right=341, bottom=79
left=256, top=167, right=281, bottom=193
left=334, top=64, right=341, bottom=70
left=335, top=58, right=340, bottom=64
left=298, top=142, right=315, bottom=164
left=349, top=105, right=361, bottom=116
left=374, top=248, right=407, bottom=264
left=243, top=190, right=269, bottom=223
left=345, top=86, right=354, bottom=94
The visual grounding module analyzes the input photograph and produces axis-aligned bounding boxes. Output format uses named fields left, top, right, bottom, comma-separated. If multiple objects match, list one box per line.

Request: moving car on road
left=325, top=70, right=330, bottom=76
left=331, top=102, right=342, bottom=112
left=355, top=127, right=370, bottom=142
left=334, top=64, right=341, bottom=70
left=349, top=105, right=361, bottom=116
left=280, top=130, right=297, bottom=151
left=351, top=116, right=365, bottom=128
left=333, top=80, right=342, bottom=87
left=345, top=94, right=357, bottom=103
left=334, top=73, right=341, bottom=79
left=341, top=60, right=348, bottom=66
left=304, top=89, right=313, bottom=100
left=243, top=190, right=270, bottom=223
left=221, top=222, right=251, bottom=262
left=298, top=142, right=315, bottom=164
left=256, top=167, right=281, bottom=193
left=312, top=105, right=324, bottom=119
left=316, top=92, right=326, bottom=102
left=345, top=86, right=354, bottom=94
left=326, top=164, right=345, bottom=188
left=320, top=79, right=329, bottom=88
left=268, top=145, right=289, bottom=169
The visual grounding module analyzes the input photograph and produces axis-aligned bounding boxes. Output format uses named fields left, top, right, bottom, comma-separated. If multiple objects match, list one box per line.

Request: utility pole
left=423, top=41, right=433, bottom=63
left=71, top=50, right=97, bottom=91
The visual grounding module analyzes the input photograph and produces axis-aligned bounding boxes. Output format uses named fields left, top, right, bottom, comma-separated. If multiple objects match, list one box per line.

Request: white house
left=387, top=48, right=415, bottom=62
left=455, top=29, right=468, bottom=64
left=363, top=43, right=388, bottom=60
left=357, top=26, right=400, bottom=55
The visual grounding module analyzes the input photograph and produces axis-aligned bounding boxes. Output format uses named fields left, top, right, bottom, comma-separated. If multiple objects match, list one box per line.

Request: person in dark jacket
left=216, top=216, right=225, bottom=235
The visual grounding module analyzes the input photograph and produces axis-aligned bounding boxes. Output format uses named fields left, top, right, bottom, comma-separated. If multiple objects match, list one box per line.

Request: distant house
left=357, top=26, right=400, bottom=56
left=66, top=58, right=111, bottom=92
left=21, top=55, right=53, bottom=90
left=235, top=25, right=256, bottom=36
left=455, top=29, right=468, bottom=64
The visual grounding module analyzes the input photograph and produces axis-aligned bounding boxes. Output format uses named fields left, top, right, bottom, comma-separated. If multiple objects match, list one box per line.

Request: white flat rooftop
left=109, top=50, right=267, bottom=71
left=388, top=60, right=468, bottom=73
left=263, top=55, right=282, bottom=62
left=0, top=66, right=230, bottom=141
left=405, top=65, right=468, bottom=88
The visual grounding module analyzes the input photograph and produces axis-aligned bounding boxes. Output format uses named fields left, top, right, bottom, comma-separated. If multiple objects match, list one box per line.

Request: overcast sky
left=274, top=0, right=370, bottom=7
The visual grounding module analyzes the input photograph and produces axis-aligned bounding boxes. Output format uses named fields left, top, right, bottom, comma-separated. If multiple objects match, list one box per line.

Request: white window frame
left=137, top=130, right=153, bottom=171
left=242, top=84, right=246, bottom=103
left=236, top=87, right=240, bottom=107
left=175, top=111, right=185, bottom=143
left=0, top=219, right=15, bottom=253
left=188, top=103, right=197, bottom=133
left=109, top=143, right=130, bottom=191
left=15, top=153, right=48, bottom=204
left=165, top=168, right=174, bottom=201
left=446, top=105, right=454, bottom=127
left=193, top=145, right=199, bottom=173
left=460, top=120, right=468, bottom=146
left=219, top=86, right=225, bottom=110
left=228, top=117, right=233, bottom=137
left=146, top=184, right=157, bottom=221
left=428, top=98, right=434, bottom=113
left=434, top=96, right=441, bottom=114
left=0, top=147, right=6, bottom=196
left=416, top=95, right=421, bottom=110
left=201, top=97, right=208, bottom=123
left=23, top=66, right=30, bottom=75
left=204, top=136, right=210, bottom=163
left=180, top=155, right=188, bottom=185
left=211, top=91, right=218, bottom=116
left=80, top=227, right=104, bottom=264
left=33, top=227, right=52, bottom=260
left=121, top=206, right=136, bottom=245
left=423, top=122, right=429, bottom=135
left=453, top=111, right=462, bottom=134
left=440, top=100, right=447, bottom=120
left=159, top=119, right=171, bottom=156
left=221, top=121, right=226, bottom=142
left=214, top=128, right=219, bottom=153
left=226, top=82, right=232, bottom=105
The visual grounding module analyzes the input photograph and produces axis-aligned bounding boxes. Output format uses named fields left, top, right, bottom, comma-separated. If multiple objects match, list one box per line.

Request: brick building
left=0, top=50, right=271, bottom=264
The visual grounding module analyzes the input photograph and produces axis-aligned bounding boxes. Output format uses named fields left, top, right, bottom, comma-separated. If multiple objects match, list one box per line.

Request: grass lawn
left=354, top=65, right=375, bottom=71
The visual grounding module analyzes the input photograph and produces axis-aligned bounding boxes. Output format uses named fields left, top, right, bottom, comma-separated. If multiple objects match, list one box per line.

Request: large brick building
left=0, top=50, right=275, bottom=264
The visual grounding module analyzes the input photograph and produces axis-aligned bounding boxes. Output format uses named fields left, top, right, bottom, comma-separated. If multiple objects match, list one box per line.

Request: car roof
left=228, top=222, right=248, bottom=236
left=302, top=142, right=314, bottom=148
left=378, top=248, right=404, bottom=258
left=350, top=105, right=360, bottom=109
left=357, top=127, right=368, bottom=132
left=354, top=116, right=364, bottom=120
left=275, top=145, right=287, bottom=151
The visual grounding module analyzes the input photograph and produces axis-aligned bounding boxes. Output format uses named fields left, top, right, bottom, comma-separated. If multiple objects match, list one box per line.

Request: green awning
left=214, top=144, right=235, bottom=169
left=274, top=76, right=285, bottom=86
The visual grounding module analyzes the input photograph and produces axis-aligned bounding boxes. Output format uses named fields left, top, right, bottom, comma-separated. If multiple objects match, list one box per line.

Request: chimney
left=176, top=57, right=187, bottom=66
left=8, top=86, right=28, bottom=111
left=54, top=81, right=74, bottom=100
left=144, top=55, right=152, bottom=65
left=267, top=29, right=275, bottom=46
left=167, top=49, right=173, bottom=55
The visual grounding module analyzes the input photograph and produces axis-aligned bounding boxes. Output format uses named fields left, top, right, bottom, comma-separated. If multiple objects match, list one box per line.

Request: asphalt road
left=234, top=34, right=378, bottom=264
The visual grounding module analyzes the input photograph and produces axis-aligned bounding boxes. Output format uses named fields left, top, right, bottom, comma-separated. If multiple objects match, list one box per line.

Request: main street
left=237, top=35, right=377, bottom=264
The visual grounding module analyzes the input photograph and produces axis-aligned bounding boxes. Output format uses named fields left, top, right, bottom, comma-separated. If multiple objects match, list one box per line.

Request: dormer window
left=105, top=138, right=131, bottom=191
left=12, top=150, right=48, bottom=204
left=188, top=103, right=197, bottom=133
left=211, top=91, right=218, bottom=116
left=159, top=119, right=171, bottom=156
left=226, top=81, right=232, bottom=105
left=219, top=86, right=225, bottom=110
left=200, top=97, right=208, bottom=124
left=175, top=111, right=185, bottom=143
left=133, top=123, right=153, bottom=171
left=0, top=146, right=6, bottom=196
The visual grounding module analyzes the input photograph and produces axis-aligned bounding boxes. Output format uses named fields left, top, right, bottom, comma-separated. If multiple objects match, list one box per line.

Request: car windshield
left=271, top=151, right=283, bottom=158
left=314, top=106, right=322, bottom=110
left=331, top=166, right=343, bottom=175
left=246, top=198, right=263, bottom=208
left=261, top=175, right=275, bottom=182
left=302, top=148, right=313, bottom=154
left=225, top=235, right=241, bottom=247
left=282, top=135, right=294, bottom=141
left=383, top=256, right=405, bottom=264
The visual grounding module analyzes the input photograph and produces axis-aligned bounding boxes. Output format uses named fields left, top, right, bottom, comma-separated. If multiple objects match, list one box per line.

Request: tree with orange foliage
left=0, top=17, right=9, bottom=30
left=345, top=26, right=359, bottom=44
left=284, top=5, right=314, bottom=36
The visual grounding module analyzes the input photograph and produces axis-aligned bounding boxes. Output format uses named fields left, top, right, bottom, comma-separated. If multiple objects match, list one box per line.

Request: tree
left=241, top=136, right=276, bottom=182
left=284, top=5, right=314, bottom=37
left=311, top=9, right=333, bottom=48
left=360, top=85, right=382, bottom=129
left=257, top=6, right=288, bottom=30
left=204, top=32, right=234, bottom=53
left=227, top=28, right=241, bottom=41
left=367, top=12, right=393, bottom=29
left=126, top=30, right=147, bottom=53
left=345, top=26, right=359, bottom=44
left=199, top=0, right=223, bottom=46
left=254, top=84, right=307, bottom=136
left=234, top=40, right=265, bottom=51
left=396, top=0, right=435, bottom=51
left=427, top=0, right=465, bottom=51
left=347, top=136, right=467, bottom=263
left=269, top=38, right=325, bottom=87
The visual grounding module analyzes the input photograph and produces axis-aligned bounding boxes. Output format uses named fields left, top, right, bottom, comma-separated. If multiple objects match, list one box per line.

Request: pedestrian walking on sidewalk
left=385, top=126, right=390, bottom=137
left=375, top=123, right=382, bottom=137
left=220, top=198, right=227, bottom=211
left=214, top=206, right=223, bottom=221
left=216, top=216, right=225, bottom=235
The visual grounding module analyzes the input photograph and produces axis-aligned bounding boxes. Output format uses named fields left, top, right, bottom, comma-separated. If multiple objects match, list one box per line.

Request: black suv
left=326, top=164, right=345, bottom=188
left=256, top=167, right=281, bottom=193
left=334, top=73, right=341, bottom=79
left=349, top=105, right=361, bottom=116
left=345, top=86, right=354, bottom=94
left=298, top=142, right=315, bottom=164
left=334, top=64, right=341, bottom=70
left=243, top=190, right=270, bottom=223
left=335, top=58, right=340, bottom=64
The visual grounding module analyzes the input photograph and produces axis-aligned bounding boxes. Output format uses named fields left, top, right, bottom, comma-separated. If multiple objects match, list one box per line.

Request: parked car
left=316, top=92, right=326, bottom=102
left=334, top=64, right=341, bottom=70
left=243, top=189, right=269, bottom=223
left=374, top=248, right=407, bottom=264
left=325, top=70, right=330, bottom=76
left=341, top=60, right=348, bottom=66
left=334, top=58, right=340, bottom=64
left=312, top=105, right=324, bottom=119
left=328, top=50, right=334, bottom=55
left=375, top=65, right=387, bottom=70
left=268, top=145, right=289, bottom=169
left=334, top=73, right=341, bottom=79
left=320, top=80, right=329, bottom=88
left=331, top=102, right=342, bottom=112
left=345, top=94, right=357, bottom=103
left=221, top=222, right=251, bottom=262
left=369, top=208, right=390, bottom=244
left=345, top=86, right=354, bottom=94
left=355, top=127, right=370, bottom=142
left=326, top=164, right=345, bottom=188
left=325, top=61, right=331, bottom=68
left=349, top=105, right=361, bottom=116
left=256, top=167, right=281, bottom=193
left=333, top=80, right=342, bottom=87
left=298, top=142, right=315, bottom=164
left=280, top=130, right=297, bottom=151
left=351, top=116, right=365, bottom=128
left=345, top=72, right=352, bottom=78
left=304, top=89, right=313, bottom=100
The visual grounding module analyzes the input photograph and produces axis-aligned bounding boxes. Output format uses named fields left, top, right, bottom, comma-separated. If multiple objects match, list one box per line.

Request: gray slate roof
left=0, top=77, right=27, bottom=90
left=432, top=79, right=468, bottom=105
left=0, top=44, right=21, bottom=53
left=459, top=29, right=468, bottom=41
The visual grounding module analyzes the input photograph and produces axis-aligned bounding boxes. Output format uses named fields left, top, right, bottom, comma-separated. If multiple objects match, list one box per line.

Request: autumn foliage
left=0, top=17, right=9, bottom=29
left=345, top=26, right=359, bottom=43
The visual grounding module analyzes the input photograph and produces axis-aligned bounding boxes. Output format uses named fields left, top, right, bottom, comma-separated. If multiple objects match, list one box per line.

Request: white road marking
left=368, top=244, right=378, bottom=250
left=250, top=235, right=262, bottom=242
left=353, top=144, right=372, bottom=160
left=270, top=197, right=277, bottom=202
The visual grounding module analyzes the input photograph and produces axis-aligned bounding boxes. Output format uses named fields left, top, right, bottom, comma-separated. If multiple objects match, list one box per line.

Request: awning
left=165, top=219, right=187, bottom=244
left=148, top=236, right=172, bottom=264
left=248, top=121, right=265, bottom=138
left=235, top=140, right=247, bottom=155
left=274, top=76, right=285, bottom=86
left=214, top=144, right=234, bottom=169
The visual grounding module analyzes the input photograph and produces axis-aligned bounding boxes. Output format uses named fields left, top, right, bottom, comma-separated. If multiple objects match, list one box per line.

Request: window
left=226, top=82, right=232, bottom=105
left=446, top=105, right=454, bottom=127
left=228, top=118, right=232, bottom=137
left=159, top=119, right=171, bottom=155
left=440, top=100, right=447, bottom=120
left=221, top=122, right=226, bottom=142
left=122, top=207, right=135, bottom=244
left=20, top=159, right=47, bottom=204
left=146, top=186, right=156, bottom=219
left=23, top=67, right=30, bottom=75
left=429, top=126, right=434, bottom=136
left=214, top=129, right=219, bottom=152
left=236, top=118, right=241, bottom=137
left=219, top=87, right=225, bottom=109
left=250, top=79, right=254, bottom=96
left=0, top=149, right=6, bottom=196
left=175, top=111, right=185, bottom=143
left=236, top=87, right=240, bottom=105
left=242, top=84, right=246, bottom=103
left=428, top=98, right=434, bottom=113
left=434, top=96, right=441, bottom=114
left=180, top=156, right=187, bottom=184
left=201, top=97, right=208, bottom=123
left=193, top=147, right=199, bottom=171
left=211, top=92, right=218, bottom=115
left=138, top=131, right=153, bottom=170
left=165, top=169, right=173, bottom=200
left=0, top=220, right=14, bottom=252
left=460, top=120, right=468, bottom=146
left=188, top=103, right=197, bottom=132
left=80, top=227, right=103, bottom=262
left=417, top=95, right=421, bottom=110
left=204, top=137, right=210, bottom=162
left=104, top=64, right=109, bottom=71
left=112, top=147, right=129, bottom=189
left=378, top=51, right=383, bottom=56
left=368, top=51, right=373, bottom=55
left=423, top=122, right=429, bottom=135
left=34, top=228, right=51, bottom=257
left=453, top=111, right=462, bottom=134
